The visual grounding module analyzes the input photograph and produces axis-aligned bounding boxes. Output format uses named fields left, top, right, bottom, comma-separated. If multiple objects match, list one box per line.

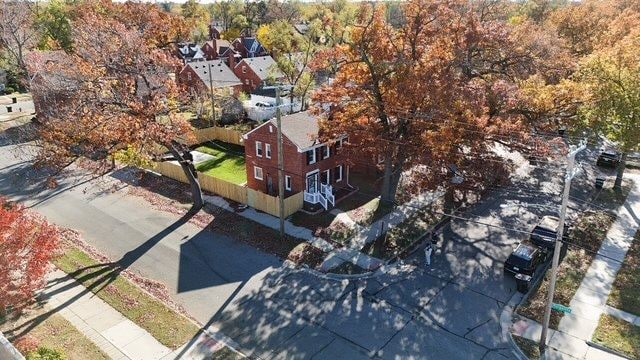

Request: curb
left=283, top=259, right=410, bottom=281
left=585, top=341, right=632, bottom=360
left=499, top=292, right=528, bottom=360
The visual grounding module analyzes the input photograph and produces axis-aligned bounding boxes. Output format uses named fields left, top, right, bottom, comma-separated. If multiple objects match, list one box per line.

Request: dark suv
left=504, top=243, right=544, bottom=276
left=530, top=216, right=568, bottom=250
left=597, top=150, right=621, bottom=168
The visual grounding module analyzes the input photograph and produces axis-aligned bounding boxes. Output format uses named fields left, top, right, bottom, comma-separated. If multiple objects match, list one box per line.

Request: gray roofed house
left=179, top=59, right=242, bottom=92
left=238, top=56, right=283, bottom=81
left=267, top=111, right=320, bottom=150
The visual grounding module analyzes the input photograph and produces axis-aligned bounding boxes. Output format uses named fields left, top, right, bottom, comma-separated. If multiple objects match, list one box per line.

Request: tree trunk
left=380, top=156, right=403, bottom=204
left=614, top=152, right=627, bottom=190
left=444, top=185, right=455, bottom=215
left=168, top=145, right=204, bottom=211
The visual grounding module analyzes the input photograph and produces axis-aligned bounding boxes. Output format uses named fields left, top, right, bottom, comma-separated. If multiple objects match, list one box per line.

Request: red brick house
left=233, top=56, right=283, bottom=93
left=177, top=59, right=243, bottom=95
left=209, top=22, right=224, bottom=40
left=243, top=111, right=349, bottom=210
left=201, top=39, right=235, bottom=61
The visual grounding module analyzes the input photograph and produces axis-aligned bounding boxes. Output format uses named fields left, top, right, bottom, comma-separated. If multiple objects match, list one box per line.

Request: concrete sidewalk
left=42, top=270, right=177, bottom=360
left=556, top=174, right=640, bottom=345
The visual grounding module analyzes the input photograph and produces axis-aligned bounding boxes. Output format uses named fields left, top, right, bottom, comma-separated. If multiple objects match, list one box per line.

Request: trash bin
left=558, top=127, right=566, bottom=137
left=595, top=177, right=605, bottom=189
left=6, top=106, right=11, bottom=113
left=515, top=273, right=532, bottom=293
left=11, top=97, right=16, bottom=104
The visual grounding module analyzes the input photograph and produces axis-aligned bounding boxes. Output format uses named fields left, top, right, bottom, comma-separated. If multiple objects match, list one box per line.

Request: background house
left=209, top=22, right=224, bottom=40
left=233, top=56, right=283, bottom=93
left=177, top=42, right=205, bottom=64
left=178, top=59, right=243, bottom=95
left=232, top=36, right=268, bottom=58
left=201, top=39, right=234, bottom=61
left=243, top=111, right=349, bottom=210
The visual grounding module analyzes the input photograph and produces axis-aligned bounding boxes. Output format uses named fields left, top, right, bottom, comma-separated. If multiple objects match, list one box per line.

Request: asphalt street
left=0, top=126, right=607, bottom=359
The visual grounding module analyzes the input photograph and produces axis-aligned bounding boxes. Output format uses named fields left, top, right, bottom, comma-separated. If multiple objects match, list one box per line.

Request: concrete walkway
left=42, top=270, right=177, bottom=360
left=556, top=174, right=640, bottom=344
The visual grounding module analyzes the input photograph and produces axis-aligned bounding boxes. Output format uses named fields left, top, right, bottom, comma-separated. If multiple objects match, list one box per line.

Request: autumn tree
left=0, top=198, right=59, bottom=314
left=181, top=0, right=211, bottom=43
left=28, top=1, right=204, bottom=209
left=257, top=20, right=317, bottom=109
left=36, top=0, right=74, bottom=52
left=577, top=13, right=640, bottom=188
left=313, top=0, right=565, bottom=203
left=0, top=1, right=40, bottom=88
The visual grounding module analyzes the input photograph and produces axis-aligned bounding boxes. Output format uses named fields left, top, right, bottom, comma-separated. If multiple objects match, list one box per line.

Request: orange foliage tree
left=0, top=198, right=59, bottom=313
left=313, top=0, right=566, bottom=203
left=27, top=1, right=205, bottom=208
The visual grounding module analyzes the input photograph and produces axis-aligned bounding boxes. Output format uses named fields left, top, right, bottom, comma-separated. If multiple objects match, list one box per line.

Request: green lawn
left=195, top=141, right=247, bottom=184
left=608, top=231, right=640, bottom=316
left=54, top=246, right=200, bottom=349
left=592, top=314, right=640, bottom=359
left=1, top=313, right=108, bottom=360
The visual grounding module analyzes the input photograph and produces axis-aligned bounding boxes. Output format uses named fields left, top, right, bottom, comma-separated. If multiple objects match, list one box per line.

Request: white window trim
left=256, top=141, right=263, bottom=157
left=324, top=169, right=330, bottom=184
left=336, top=165, right=343, bottom=182
left=323, top=145, right=330, bottom=159
left=254, top=166, right=263, bottom=180
left=265, top=143, right=271, bottom=159
left=242, top=65, right=247, bottom=74
left=308, top=149, right=316, bottom=165
left=285, top=175, right=291, bottom=191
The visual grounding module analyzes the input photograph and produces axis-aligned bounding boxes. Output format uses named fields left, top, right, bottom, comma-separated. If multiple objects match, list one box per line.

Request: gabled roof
left=237, top=56, right=283, bottom=81
left=270, top=111, right=320, bottom=150
left=178, top=43, right=204, bottom=60
left=233, top=37, right=266, bottom=56
left=183, top=59, right=242, bottom=89
left=204, top=39, right=231, bottom=53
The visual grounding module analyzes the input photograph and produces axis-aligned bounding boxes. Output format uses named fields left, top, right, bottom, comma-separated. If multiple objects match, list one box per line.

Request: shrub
left=26, top=347, right=65, bottom=360
left=4, top=87, right=15, bottom=94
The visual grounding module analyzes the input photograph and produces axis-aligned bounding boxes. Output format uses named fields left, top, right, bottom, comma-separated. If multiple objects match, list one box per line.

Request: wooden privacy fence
left=187, top=127, right=245, bottom=146
left=152, top=161, right=303, bottom=218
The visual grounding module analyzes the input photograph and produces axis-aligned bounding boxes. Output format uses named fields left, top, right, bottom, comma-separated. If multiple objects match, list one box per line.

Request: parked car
left=504, top=242, right=545, bottom=276
left=530, top=215, right=568, bottom=250
left=597, top=150, right=621, bottom=168
left=255, top=101, right=274, bottom=108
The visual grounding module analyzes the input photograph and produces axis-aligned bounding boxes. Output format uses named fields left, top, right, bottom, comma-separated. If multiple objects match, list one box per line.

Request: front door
left=306, top=172, right=319, bottom=193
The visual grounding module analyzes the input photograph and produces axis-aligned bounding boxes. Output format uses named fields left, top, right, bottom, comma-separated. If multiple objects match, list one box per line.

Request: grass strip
left=53, top=246, right=199, bottom=349
left=607, top=231, right=640, bottom=316
left=592, top=314, right=639, bottom=359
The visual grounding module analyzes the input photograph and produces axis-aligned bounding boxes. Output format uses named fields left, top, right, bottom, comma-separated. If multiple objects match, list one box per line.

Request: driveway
left=0, top=133, right=602, bottom=359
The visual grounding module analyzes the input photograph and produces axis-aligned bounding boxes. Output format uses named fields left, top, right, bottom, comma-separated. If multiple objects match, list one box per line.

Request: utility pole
left=539, top=140, right=587, bottom=353
left=207, top=62, right=217, bottom=128
left=276, top=86, right=285, bottom=238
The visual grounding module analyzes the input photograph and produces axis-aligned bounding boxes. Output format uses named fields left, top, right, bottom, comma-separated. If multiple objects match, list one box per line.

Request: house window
left=244, top=79, right=249, bottom=85
left=335, top=165, right=343, bottom=182
left=256, top=141, right=263, bottom=157
left=254, top=166, right=263, bottom=180
left=306, top=149, right=316, bottom=165
left=242, top=65, right=247, bottom=74
left=323, top=145, right=330, bottom=159
left=265, top=143, right=271, bottom=159
left=187, top=72, right=192, bottom=81
left=336, top=138, right=343, bottom=149
left=250, top=79, right=254, bottom=87
left=323, top=169, right=330, bottom=184
left=285, top=175, right=291, bottom=191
